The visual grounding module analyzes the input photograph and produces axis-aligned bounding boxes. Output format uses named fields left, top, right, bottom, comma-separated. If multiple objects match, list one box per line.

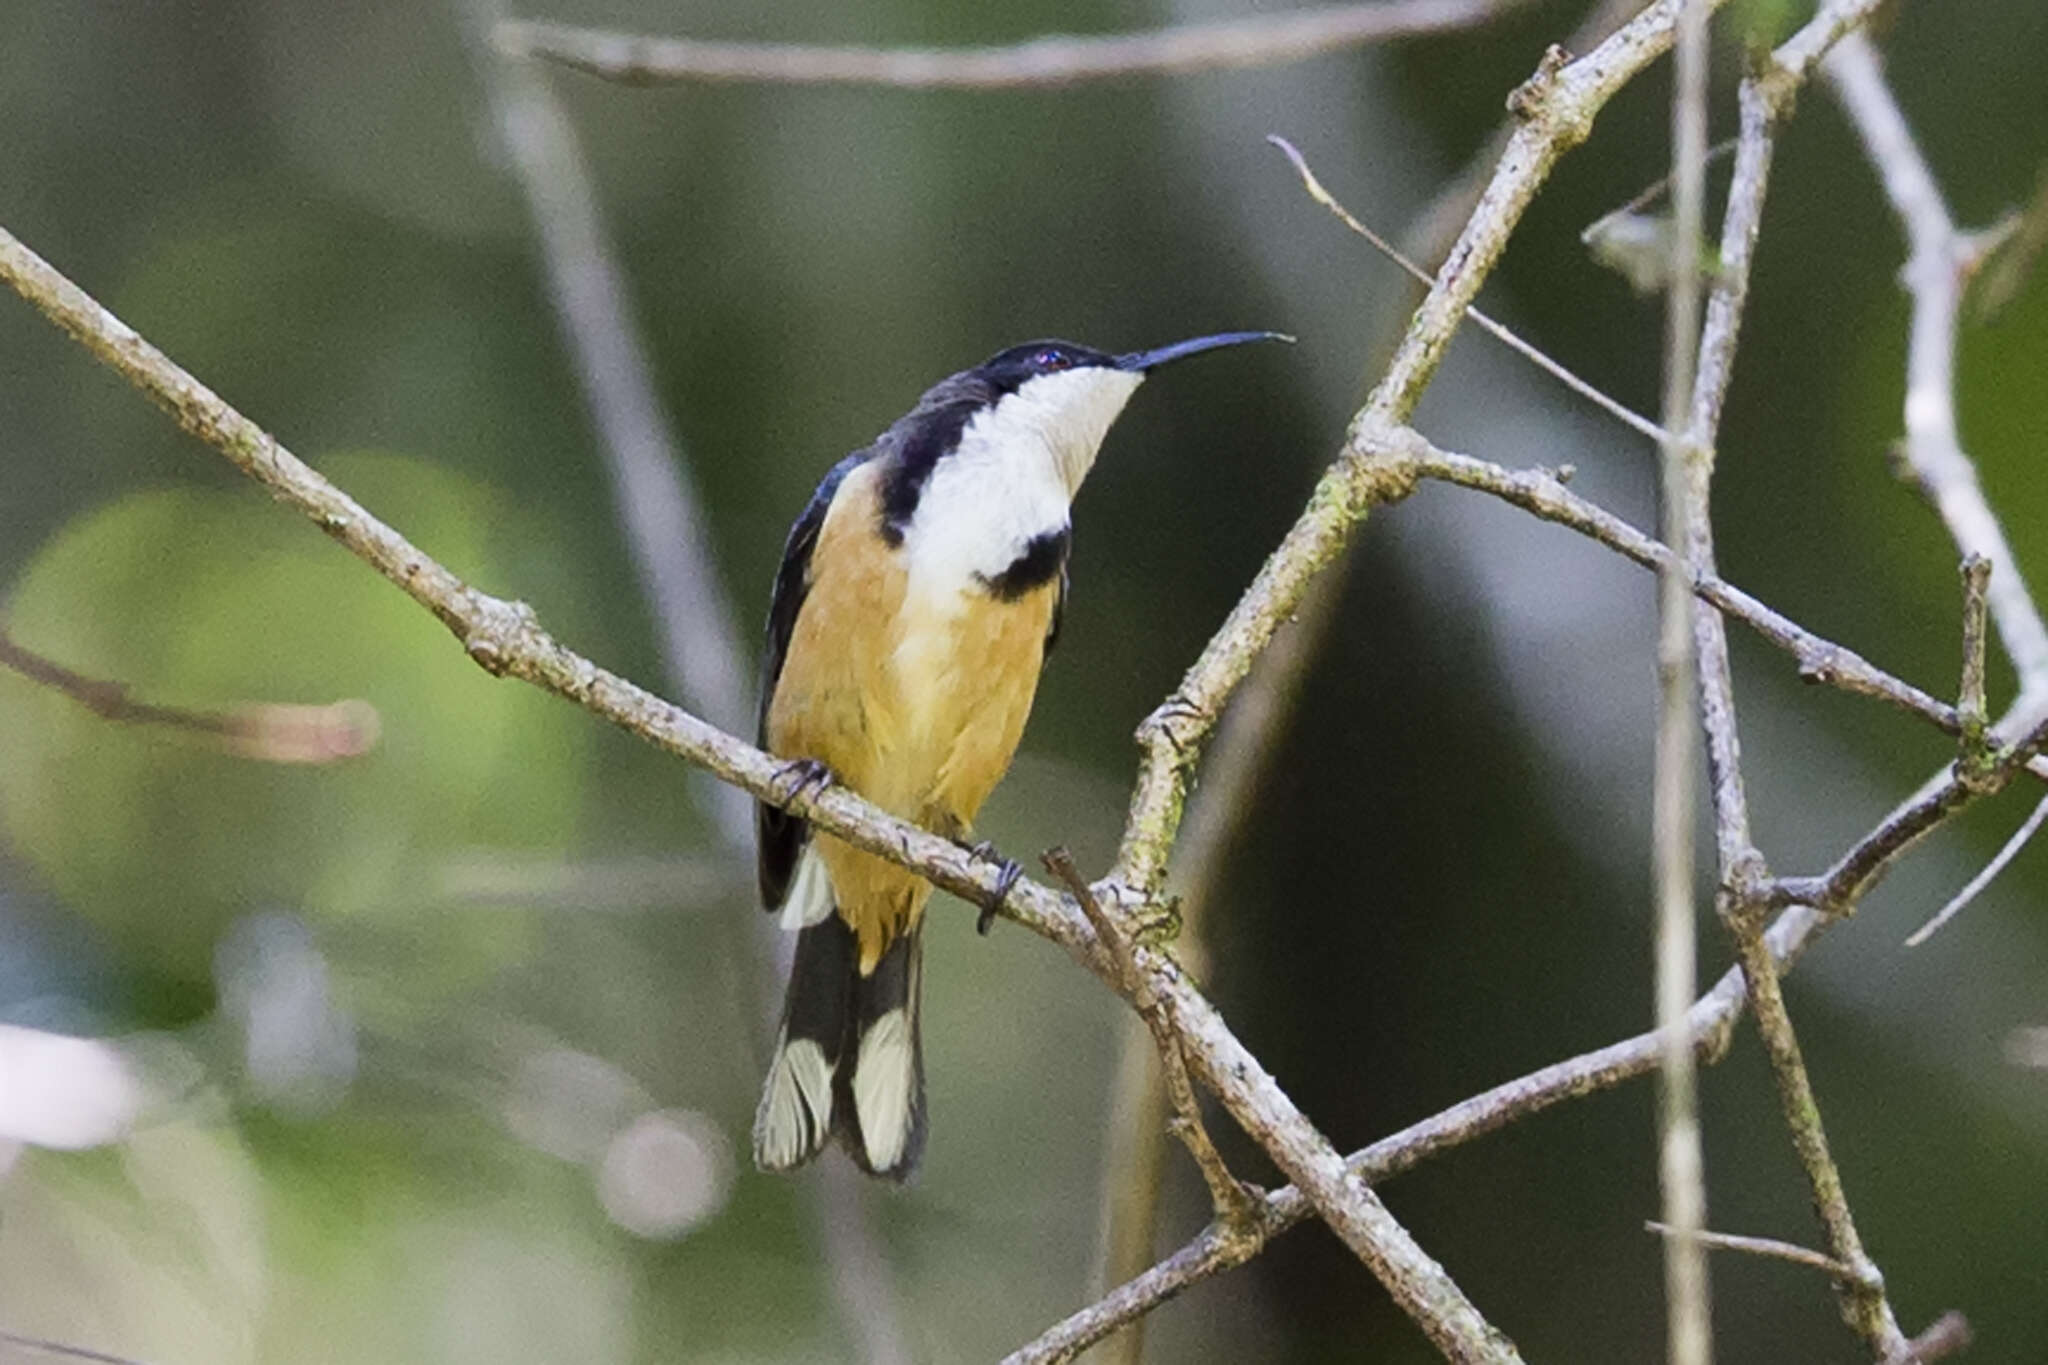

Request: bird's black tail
left=752, top=915, right=926, bottom=1179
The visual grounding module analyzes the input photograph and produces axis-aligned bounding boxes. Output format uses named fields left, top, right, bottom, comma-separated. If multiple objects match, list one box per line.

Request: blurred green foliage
left=1, top=456, right=591, bottom=995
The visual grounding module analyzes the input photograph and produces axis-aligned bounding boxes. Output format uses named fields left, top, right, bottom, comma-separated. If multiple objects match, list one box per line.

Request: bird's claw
left=771, top=757, right=835, bottom=808
left=962, top=839, right=1022, bottom=935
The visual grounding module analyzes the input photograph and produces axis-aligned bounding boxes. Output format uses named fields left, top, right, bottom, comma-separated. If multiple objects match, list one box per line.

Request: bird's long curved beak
left=1114, top=330, right=1294, bottom=372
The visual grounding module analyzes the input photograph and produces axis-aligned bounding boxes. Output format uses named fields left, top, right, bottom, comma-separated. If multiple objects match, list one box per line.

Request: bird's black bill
left=1115, top=330, right=1294, bottom=372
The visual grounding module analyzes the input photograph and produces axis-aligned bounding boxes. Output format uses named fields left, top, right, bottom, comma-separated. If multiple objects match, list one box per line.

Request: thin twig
left=496, top=0, right=1536, bottom=89
left=1905, top=791, right=2048, bottom=947
left=1654, top=1, right=1712, bottom=1357
left=1683, top=65, right=1776, bottom=883
left=1581, top=137, right=1738, bottom=244
left=1270, top=135, right=1670, bottom=444
left=1643, top=1222, right=1861, bottom=1282
left=1044, top=849, right=1259, bottom=1228
left=1386, top=0, right=1647, bottom=347
left=1728, top=929, right=1905, bottom=1352
left=0, top=1329, right=152, bottom=1365
left=1374, top=436, right=1964, bottom=736
left=0, top=630, right=378, bottom=764
left=457, top=9, right=912, bottom=1358
left=1770, top=710, right=2048, bottom=916
left=1883, top=1311, right=1973, bottom=1365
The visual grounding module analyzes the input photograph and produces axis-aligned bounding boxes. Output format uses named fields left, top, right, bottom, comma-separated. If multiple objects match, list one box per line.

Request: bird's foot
left=962, top=839, right=1023, bottom=935
left=770, top=757, right=836, bottom=808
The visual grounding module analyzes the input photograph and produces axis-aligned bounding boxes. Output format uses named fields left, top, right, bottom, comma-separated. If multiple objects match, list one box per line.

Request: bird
left=752, top=329, right=1289, bottom=1179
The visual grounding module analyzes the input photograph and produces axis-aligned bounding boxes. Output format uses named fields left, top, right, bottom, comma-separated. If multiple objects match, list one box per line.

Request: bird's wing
left=757, top=452, right=867, bottom=910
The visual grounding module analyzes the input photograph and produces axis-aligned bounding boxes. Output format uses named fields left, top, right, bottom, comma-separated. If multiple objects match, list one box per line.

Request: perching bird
left=753, top=330, right=1287, bottom=1178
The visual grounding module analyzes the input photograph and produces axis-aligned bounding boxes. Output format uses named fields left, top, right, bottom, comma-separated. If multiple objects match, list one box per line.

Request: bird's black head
left=973, top=331, right=1290, bottom=394
left=974, top=340, right=1119, bottom=396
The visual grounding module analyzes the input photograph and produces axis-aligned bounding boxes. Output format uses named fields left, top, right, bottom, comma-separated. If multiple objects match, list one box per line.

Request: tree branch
left=495, top=0, right=1535, bottom=89
left=1368, top=435, right=1966, bottom=737
left=1654, top=0, right=1712, bottom=1355
left=1670, top=4, right=1909, bottom=1354
left=1905, top=789, right=2048, bottom=947
left=1726, top=927, right=1904, bottom=1352
left=1884, top=1311, right=1973, bottom=1365
left=1826, top=32, right=2048, bottom=696
left=0, top=630, right=378, bottom=764
left=1769, top=711, right=2048, bottom=918
left=1045, top=849, right=1258, bottom=1228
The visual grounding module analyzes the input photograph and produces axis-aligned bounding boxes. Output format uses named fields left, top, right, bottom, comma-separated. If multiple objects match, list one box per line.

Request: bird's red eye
left=1034, top=348, right=1071, bottom=371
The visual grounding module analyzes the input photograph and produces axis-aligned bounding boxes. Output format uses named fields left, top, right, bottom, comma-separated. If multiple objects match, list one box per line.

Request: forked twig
left=1044, top=849, right=1260, bottom=1229
left=1906, top=791, right=2048, bottom=947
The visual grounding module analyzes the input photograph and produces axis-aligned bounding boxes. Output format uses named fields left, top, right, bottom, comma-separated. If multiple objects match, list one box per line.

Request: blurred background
left=2, top=0, right=2046, bottom=1360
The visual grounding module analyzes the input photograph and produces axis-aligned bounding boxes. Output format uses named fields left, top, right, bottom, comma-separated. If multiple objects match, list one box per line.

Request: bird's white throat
left=898, top=366, right=1142, bottom=595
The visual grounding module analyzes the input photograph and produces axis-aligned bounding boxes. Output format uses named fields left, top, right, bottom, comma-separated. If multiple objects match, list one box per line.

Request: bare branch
left=1682, top=58, right=1780, bottom=884
left=495, top=0, right=1533, bottom=89
left=1377, top=436, right=1963, bottom=734
left=1650, top=5, right=1910, bottom=1354
left=1045, top=849, right=1258, bottom=1227
left=1905, top=790, right=2048, bottom=948
left=1728, top=928, right=1906, bottom=1352
left=1654, top=2, right=1713, bottom=1357
left=1827, top=33, right=2048, bottom=693
left=1087, top=0, right=1655, bottom=1331
left=1581, top=138, right=1737, bottom=252
left=1643, top=1222, right=1864, bottom=1282
left=1271, top=135, right=1668, bottom=443
left=1771, top=710, right=2048, bottom=917
left=0, top=630, right=378, bottom=764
